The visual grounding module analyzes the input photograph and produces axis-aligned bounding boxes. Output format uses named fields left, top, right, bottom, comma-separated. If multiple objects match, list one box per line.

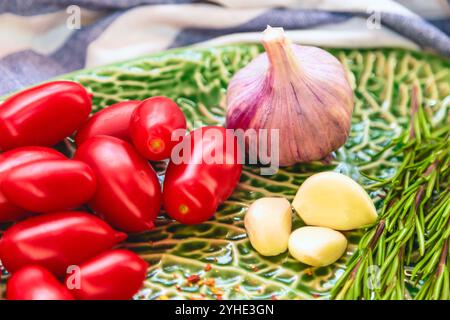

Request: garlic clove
left=244, top=197, right=292, bottom=256
left=288, top=226, right=347, bottom=267
left=292, top=171, right=378, bottom=231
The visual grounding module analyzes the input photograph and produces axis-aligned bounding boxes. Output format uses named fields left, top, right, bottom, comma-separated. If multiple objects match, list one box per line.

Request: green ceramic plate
left=1, top=45, right=449, bottom=300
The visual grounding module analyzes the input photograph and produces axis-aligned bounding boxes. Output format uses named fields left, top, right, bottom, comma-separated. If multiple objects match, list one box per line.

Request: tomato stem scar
left=179, top=204, right=189, bottom=215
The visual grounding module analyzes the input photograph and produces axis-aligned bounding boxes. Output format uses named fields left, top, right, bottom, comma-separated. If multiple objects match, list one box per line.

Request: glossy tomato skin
left=65, top=249, right=148, bottom=300
left=0, top=211, right=127, bottom=276
left=74, top=136, right=161, bottom=233
left=0, top=81, right=91, bottom=150
left=7, top=265, right=74, bottom=300
left=75, top=100, right=140, bottom=146
left=1, top=159, right=96, bottom=213
left=163, top=126, right=242, bottom=224
left=0, top=147, right=66, bottom=222
left=130, top=97, right=186, bottom=161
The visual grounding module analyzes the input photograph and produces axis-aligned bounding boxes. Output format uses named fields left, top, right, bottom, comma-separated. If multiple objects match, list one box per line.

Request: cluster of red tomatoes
left=0, top=81, right=242, bottom=300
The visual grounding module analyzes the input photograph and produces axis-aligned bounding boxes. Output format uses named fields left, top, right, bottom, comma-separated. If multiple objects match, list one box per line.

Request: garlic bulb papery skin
left=226, top=26, right=354, bottom=166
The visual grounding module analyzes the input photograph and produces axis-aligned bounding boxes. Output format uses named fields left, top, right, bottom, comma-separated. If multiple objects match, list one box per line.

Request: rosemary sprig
left=331, top=87, right=449, bottom=300
left=412, top=195, right=450, bottom=300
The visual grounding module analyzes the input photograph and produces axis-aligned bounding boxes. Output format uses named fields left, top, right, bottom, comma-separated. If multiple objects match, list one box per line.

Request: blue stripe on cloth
left=0, top=51, right=67, bottom=95
left=378, top=13, right=450, bottom=56
left=0, top=0, right=195, bottom=15
left=0, top=11, right=121, bottom=96
left=170, top=9, right=352, bottom=48
left=428, top=19, right=450, bottom=36
left=49, top=11, right=122, bottom=72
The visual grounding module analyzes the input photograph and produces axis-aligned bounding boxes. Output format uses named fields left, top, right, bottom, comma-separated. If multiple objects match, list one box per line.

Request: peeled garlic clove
left=244, top=197, right=292, bottom=256
left=292, top=171, right=377, bottom=231
left=288, top=226, right=347, bottom=267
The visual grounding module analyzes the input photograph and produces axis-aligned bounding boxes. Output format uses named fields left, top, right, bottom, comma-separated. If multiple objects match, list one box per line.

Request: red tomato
left=75, top=100, right=140, bottom=146
left=7, top=265, right=74, bottom=300
left=0, top=146, right=66, bottom=222
left=0, top=211, right=126, bottom=276
left=163, top=126, right=242, bottom=224
left=0, top=81, right=91, bottom=150
left=74, top=136, right=161, bottom=233
left=1, top=159, right=96, bottom=213
left=130, top=97, right=186, bottom=161
left=65, top=249, right=148, bottom=300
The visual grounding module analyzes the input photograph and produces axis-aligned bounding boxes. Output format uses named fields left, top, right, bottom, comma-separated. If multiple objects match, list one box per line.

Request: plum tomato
left=130, top=97, right=186, bottom=161
left=0, top=81, right=92, bottom=150
left=75, top=100, right=140, bottom=146
left=1, top=159, right=96, bottom=213
left=65, top=249, right=148, bottom=300
left=0, top=146, right=66, bottom=222
left=0, top=211, right=127, bottom=276
left=74, top=136, right=161, bottom=233
left=7, top=265, right=74, bottom=300
left=163, top=126, right=242, bottom=224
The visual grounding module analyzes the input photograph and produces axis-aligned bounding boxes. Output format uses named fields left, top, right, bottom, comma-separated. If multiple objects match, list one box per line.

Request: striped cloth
left=1, top=0, right=449, bottom=96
